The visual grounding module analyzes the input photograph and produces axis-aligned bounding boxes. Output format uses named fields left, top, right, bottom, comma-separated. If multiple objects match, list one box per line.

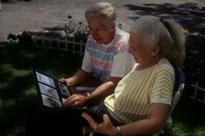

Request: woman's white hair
left=131, top=16, right=186, bottom=66
left=85, top=2, right=116, bottom=26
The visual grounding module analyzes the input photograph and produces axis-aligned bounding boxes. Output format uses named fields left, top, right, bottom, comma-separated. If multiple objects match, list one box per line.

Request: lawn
left=172, top=96, right=205, bottom=136
left=0, top=45, right=82, bottom=135
left=0, top=45, right=205, bottom=136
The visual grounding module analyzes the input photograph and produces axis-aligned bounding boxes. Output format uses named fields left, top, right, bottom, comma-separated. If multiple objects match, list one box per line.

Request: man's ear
left=152, top=46, right=160, bottom=56
left=110, top=23, right=116, bottom=31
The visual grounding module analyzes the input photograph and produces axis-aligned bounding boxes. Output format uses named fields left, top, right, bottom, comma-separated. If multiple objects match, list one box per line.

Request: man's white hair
left=85, top=2, right=116, bottom=26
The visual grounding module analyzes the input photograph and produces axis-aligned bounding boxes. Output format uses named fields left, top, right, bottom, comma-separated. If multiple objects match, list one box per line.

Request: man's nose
left=128, top=47, right=132, bottom=53
left=90, top=31, right=99, bottom=38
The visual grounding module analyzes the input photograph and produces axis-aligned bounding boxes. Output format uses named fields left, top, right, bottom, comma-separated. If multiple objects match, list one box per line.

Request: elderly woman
left=60, top=2, right=134, bottom=107
left=82, top=16, right=186, bottom=136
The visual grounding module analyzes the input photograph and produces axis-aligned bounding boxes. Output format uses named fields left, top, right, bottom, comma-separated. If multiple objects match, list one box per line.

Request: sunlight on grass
left=20, top=51, right=36, bottom=60
left=13, top=70, right=30, bottom=77
left=7, top=127, right=25, bottom=136
left=0, top=98, right=16, bottom=108
left=173, top=122, right=205, bottom=136
left=173, top=122, right=191, bottom=136
left=25, top=87, right=37, bottom=96
left=194, top=127, right=205, bottom=136
left=0, top=64, right=16, bottom=81
left=1, top=64, right=30, bottom=76
left=0, top=64, right=14, bottom=70
left=0, top=63, right=30, bottom=80
left=0, top=64, right=31, bottom=93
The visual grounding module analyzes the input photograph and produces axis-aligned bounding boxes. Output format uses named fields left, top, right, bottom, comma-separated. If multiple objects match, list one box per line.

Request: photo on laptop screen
left=32, top=68, right=72, bottom=108
left=32, top=68, right=104, bottom=122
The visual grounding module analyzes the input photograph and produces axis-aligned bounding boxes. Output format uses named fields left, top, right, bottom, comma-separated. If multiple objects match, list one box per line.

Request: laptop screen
left=33, top=69, right=71, bottom=108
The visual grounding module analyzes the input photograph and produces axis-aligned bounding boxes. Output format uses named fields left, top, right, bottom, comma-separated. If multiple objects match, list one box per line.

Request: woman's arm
left=82, top=103, right=170, bottom=136
left=119, top=103, right=170, bottom=136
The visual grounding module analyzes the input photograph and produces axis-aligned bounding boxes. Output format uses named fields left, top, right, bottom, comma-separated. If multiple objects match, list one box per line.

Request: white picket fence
left=31, top=36, right=86, bottom=56
left=190, top=82, right=205, bottom=104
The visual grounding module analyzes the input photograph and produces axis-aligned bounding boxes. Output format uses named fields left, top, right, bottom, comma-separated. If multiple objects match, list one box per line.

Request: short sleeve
left=110, top=53, right=135, bottom=77
left=81, top=40, right=92, bottom=72
left=150, top=65, right=175, bottom=105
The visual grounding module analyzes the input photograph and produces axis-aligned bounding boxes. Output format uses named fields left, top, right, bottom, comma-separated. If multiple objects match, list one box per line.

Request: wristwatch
left=116, top=126, right=120, bottom=136
left=85, top=92, right=91, bottom=99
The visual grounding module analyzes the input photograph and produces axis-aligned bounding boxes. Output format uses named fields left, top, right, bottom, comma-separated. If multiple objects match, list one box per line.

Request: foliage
left=6, top=15, right=89, bottom=46
left=65, top=15, right=89, bottom=42
left=183, top=34, right=205, bottom=96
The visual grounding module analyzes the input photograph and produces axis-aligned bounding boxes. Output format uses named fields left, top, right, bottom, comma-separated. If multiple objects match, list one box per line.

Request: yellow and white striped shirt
left=104, top=58, right=175, bottom=123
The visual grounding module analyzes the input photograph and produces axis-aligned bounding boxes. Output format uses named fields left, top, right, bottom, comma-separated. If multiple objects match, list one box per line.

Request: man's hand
left=63, top=94, right=89, bottom=107
left=59, top=70, right=91, bottom=87
left=59, top=77, right=75, bottom=86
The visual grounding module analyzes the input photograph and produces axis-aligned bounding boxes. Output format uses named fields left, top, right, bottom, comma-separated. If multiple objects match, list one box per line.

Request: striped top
left=82, top=28, right=135, bottom=83
left=104, top=58, right=175, bottom=123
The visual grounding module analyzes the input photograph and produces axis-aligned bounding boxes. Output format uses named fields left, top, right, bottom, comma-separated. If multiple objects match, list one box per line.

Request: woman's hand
left=82, top=113, right=116, bottom=136
left=63, top=94, right=89, bottom=107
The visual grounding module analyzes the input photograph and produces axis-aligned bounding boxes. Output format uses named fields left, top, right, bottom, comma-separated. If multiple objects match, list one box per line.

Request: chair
left=154, top=67, right=186, bottom=136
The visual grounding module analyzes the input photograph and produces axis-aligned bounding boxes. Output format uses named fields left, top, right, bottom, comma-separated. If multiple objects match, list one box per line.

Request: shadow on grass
left=172, top=96, right=205, bottom=130
left=170, top=97, right=205, bottom=136
left=124, top=2, right=205, bottom=35
left=0, top=74, right=33, bottom=98
left=0, top=46, right=82, bottom=135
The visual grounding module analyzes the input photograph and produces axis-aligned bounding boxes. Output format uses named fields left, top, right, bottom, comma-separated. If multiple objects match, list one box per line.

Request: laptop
left=32, top=68, right=72, bottom=108
left=32, top=68, right=103, bottom=122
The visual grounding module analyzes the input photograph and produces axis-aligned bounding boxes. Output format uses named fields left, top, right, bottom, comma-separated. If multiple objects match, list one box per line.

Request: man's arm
left=63, top=76, right=121, bottom=107
left=60, top=39, right=92, bottom=87
left=59, top=69, right=91, bottom=87
left=88, top=76, right=121, bottom=104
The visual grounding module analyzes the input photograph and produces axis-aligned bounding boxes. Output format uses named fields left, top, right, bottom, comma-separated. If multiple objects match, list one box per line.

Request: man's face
left=87, top=17, right=115, bottom=44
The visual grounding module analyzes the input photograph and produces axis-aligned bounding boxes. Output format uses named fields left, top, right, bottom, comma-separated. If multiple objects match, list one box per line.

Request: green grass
left=0, top=45, right=82, bottom=136
left=171, top=96, right=205, bottom=136
left=0, top=45, right=205, bottom=136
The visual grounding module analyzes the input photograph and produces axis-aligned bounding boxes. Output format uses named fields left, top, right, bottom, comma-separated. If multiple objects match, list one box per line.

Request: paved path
left=0, top=0, right=205, bottom=41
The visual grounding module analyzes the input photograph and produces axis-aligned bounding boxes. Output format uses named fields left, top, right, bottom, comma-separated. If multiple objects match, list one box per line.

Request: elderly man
left=60, top=2, right=134, bottom=107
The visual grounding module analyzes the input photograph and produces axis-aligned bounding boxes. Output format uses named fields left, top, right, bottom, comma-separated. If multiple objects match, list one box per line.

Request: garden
left=0, top=22, right=205, bottom=136
left=1, top=1, right=205, bottom=136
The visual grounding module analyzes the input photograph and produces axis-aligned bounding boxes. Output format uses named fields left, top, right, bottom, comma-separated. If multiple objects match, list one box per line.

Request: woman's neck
left=136, top=57, right=161, bottom=70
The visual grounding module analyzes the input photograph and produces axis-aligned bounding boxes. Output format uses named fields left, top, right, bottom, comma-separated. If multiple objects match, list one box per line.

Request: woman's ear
left=152, top=46, right=160, bottom=56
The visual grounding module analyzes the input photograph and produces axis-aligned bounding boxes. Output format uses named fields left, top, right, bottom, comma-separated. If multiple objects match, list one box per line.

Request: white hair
left=85, top=2, right=116, bottom=26
left=131, top=16, right=186, bottom=66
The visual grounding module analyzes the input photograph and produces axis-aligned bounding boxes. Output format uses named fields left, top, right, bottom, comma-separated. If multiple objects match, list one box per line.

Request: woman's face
left=87, top=17, right=115, bottom=44
left=128, top=32, right=158, bottom=64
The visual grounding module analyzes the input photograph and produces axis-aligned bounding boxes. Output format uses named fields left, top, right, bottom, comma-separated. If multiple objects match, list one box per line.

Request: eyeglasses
left=87, top=25, right=108, bottom=34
